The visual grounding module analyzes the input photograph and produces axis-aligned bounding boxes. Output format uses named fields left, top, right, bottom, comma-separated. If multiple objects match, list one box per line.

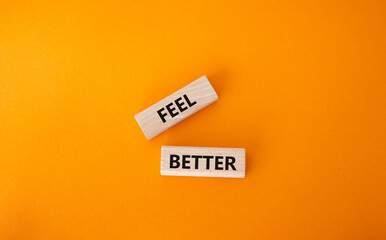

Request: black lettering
left=157, top=107, right=168, bottom=123
left=215, top=156, right=224, bottom=170
left=183, top=94, right=197, bottom=107
left=225, top=156, right=236, bottom=170
left=191, top=155, right=202, bottom=169
left=182, top=155, right=190, bottom=169
left=170, top=155, right=180, bottom=168
left=165, top=103, right=179, bottom=118
left=175, top=97, right=188, bottom=112
left=202, top=156, right=213, bottom=170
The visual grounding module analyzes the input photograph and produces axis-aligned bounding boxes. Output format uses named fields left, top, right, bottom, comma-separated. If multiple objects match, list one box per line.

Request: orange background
left=1, top=0, right=385, bottom=239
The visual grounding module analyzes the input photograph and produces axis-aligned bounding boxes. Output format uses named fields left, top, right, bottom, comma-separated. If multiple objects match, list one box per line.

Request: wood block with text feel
left=134, top=76, right=218, bottom=140
left=161, top=146, right=246, bottom=178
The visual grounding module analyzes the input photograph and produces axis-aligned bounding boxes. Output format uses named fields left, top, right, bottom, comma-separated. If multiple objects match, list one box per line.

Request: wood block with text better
left=134, top=76, right=218, bottom=140
left=161, top=146, right=246, bottom=178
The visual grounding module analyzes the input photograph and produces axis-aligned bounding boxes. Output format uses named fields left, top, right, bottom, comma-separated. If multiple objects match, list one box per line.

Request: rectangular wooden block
left=161, top=146, right=246, bottom=178
left=134, top=76, right=218, bottom=140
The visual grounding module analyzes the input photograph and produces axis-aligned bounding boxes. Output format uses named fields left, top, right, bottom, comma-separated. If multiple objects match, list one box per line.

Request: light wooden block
left=134, top=76, right=218, bottom=140
left=161, top=146, right=246, bottom=178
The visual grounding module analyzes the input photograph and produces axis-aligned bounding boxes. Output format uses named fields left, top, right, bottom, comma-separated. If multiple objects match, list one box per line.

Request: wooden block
left=134, top=76, right=218, bottom=140
left=161, top=146, right=246, bottom=178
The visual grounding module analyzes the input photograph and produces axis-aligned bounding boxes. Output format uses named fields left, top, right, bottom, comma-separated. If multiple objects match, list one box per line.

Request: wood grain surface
left=161, top=146, right=246, bottom=178
left=135, top=76, right=218, bottom=140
